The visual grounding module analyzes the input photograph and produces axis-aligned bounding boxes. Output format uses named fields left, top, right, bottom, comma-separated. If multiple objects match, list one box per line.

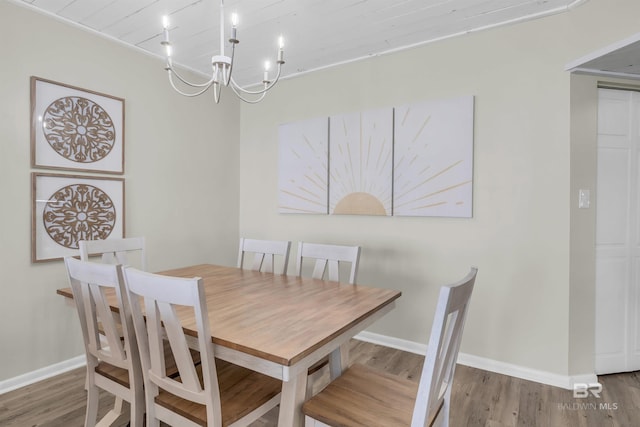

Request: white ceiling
left=20, top=0, right=589, bottom=86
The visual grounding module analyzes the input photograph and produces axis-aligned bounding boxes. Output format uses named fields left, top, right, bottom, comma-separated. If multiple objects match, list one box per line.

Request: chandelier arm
left=168, top=65, right=217, bottom=88
left=229, top=65, right=282, bottom=95
left=213, top=81, right=222, bottom=103
left=229, top=84, right=268, bottom=104
left=168, top=71, right=214, bottom=97
left=224, top=43, right=236, bottom=86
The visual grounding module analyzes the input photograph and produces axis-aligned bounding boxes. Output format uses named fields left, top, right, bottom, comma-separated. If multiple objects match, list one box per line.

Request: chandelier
left=161, top=0, right=285, bottom=103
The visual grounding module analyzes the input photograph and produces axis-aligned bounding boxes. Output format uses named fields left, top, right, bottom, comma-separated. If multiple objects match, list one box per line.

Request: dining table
left=57, top=263, right=401, bottom=427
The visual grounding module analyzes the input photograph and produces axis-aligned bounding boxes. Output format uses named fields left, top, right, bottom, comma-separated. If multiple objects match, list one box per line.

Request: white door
left=595, top=88, right=640, bottom=374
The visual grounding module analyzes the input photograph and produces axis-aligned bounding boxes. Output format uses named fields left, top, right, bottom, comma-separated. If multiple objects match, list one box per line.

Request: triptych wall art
left=278, top=95, right=474, bottom=218
left=30, top=76, right=125, bottom=262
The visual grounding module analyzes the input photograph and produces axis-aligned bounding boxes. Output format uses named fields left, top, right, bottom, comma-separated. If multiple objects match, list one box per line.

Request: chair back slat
left=89, top=283, right=126, bottom=363
left=251, top=253, right=268, bottom=271
left=237, top=237, right=291, bottom=274
left=312, top=259, right=329, bottom=280
left=411, top=267, right=477, bottom=427
left=156, top=300, right=202, bottom=394
left=296, top=242, right=361, bottom=284
left=327, top=260, right=340, bottom=282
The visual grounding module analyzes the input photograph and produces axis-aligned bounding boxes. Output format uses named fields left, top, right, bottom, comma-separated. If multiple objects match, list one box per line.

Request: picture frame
left=30, top=76, right=125, bottom=174
left=32, top=173, right=125, bottom=263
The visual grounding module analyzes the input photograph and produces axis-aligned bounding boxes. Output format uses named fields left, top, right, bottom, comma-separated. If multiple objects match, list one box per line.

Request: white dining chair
left=79, top=237, right=147, bottom=271
left=237, top=237, right=291, bottom=274
left=295, top=241, right=361, bottom=396
left=302, top=267, right=478, bottom=427
left=64, top=257, right=144, bottom=427
left=122, top=267, right=282, bottom=427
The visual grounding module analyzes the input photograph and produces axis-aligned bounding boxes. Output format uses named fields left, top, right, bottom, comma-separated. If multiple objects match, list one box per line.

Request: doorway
left=595, top=87, right=640, bottom=374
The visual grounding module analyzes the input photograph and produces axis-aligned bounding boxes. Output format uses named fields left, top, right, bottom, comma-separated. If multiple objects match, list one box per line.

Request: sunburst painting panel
left=393, top=96, right=474, bottom=218
left=278, top=117, right=329, bottom=214
left=329, top=108, right=393, bottom=216
left=32, top=173, right=124, bottom=262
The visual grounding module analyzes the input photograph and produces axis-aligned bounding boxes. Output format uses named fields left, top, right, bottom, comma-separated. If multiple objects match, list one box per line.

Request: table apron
left=215, top=345, right=285, bottom=379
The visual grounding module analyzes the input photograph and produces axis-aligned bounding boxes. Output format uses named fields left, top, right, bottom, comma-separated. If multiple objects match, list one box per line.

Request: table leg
left=328, top=342, right=350, bottom=380
left=340, top=342, right=350, bottom=372
left=278, top=369, right=308, bottom=427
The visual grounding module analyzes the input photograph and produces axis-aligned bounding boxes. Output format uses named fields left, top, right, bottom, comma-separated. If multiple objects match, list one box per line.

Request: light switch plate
left=579, top=189, right=590, bottom=209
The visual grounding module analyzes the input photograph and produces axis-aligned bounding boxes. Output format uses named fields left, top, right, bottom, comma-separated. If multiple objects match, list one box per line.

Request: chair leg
left=95, top=397, right=129, bottom=427
left=84, top=366, right=90, bottom=391
left=84, top=384, right=100, bottom=427
left=433, top=398, right=450, bottom=427
left=129, top=395, right=144, bottom=427
left=145, top=393, right=161, bottom=427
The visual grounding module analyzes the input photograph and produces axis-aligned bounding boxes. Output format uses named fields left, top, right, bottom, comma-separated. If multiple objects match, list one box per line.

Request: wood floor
left=1, top=340, right=638, bottom=427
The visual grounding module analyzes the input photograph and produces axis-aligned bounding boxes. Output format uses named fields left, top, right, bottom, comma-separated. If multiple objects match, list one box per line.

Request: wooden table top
left=58, top=263, right=401, bottom=367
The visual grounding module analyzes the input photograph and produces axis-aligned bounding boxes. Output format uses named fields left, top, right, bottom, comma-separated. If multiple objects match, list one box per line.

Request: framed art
left=32, top=173, right=125, bottom=263
left=30, top=76, right=125, bottom=174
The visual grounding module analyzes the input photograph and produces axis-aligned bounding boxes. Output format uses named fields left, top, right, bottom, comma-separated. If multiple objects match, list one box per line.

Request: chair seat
left=302, top=363, right=418, bottom=427
left=95, top=361, right=131, bottom=388
left=156, top=359, right=282, bottom=427
left=95, top=341, right=200, bottom=388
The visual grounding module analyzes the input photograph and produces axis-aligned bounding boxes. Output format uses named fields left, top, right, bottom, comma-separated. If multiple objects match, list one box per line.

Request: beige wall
left=0, top=1, right=240, bottom=381
left=239, top=0, right=640, bottom=377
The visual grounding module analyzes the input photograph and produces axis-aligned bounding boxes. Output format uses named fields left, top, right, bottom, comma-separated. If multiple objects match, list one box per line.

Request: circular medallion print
left=43, top=184, right=116, bottom=249
left=42, top=96, right=115, bottom=163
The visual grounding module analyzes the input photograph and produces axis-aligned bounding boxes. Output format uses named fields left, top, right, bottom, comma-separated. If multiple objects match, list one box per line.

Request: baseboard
left=1, top=333, right=599, bottom=395
left=355, top=331, right=598, bottom=390
left=0, top=354, right=86, bottom=395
